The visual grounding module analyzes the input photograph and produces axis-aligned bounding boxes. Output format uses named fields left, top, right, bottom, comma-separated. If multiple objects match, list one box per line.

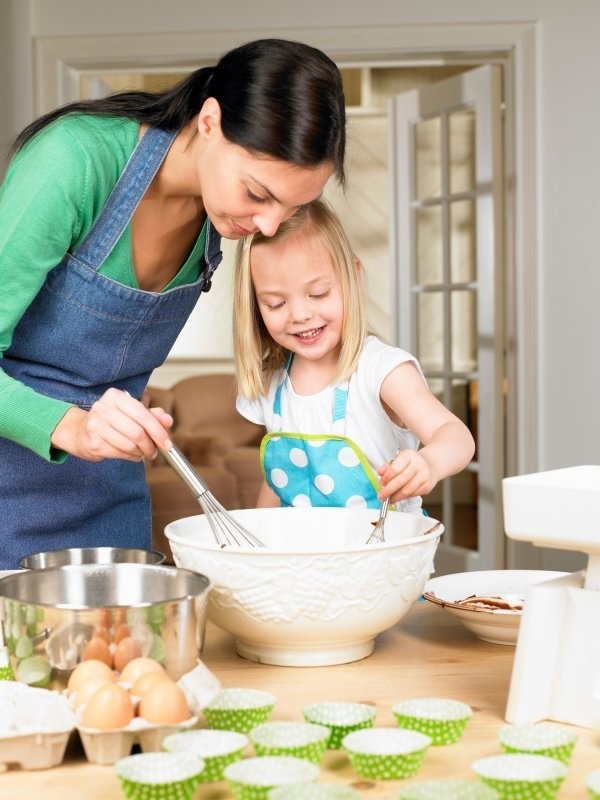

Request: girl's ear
left=197, top=97, right=222, bottom=139
left=354, top=256, right=363, bottom=273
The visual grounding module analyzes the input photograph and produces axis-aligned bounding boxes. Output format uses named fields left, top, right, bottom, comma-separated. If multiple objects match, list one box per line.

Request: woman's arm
left=377, top=362, right=475, bottom=504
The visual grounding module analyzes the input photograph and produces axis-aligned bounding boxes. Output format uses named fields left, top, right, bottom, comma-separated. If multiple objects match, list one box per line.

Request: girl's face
left=195, top=100, right=333, bottom=240
left=250, top=230, right=345, bottom=368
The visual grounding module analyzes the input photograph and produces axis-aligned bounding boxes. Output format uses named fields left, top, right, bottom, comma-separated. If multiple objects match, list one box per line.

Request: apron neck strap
left=272, top=355, right=350, bottom=434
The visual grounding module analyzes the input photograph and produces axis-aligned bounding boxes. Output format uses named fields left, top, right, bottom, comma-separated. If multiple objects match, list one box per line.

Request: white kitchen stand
left=502, top=465, right=600, bottom=728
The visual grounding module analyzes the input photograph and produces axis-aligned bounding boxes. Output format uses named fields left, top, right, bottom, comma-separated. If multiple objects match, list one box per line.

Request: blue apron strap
left=331, top=380, right=349, bottom=435
left=272, top=353, right=294, bottom=424
left=73, top=127, right=178, bottom=270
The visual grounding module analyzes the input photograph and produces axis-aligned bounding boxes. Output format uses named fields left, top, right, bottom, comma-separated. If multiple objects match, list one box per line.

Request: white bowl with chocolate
left=423, top=570, right=567, bottom=645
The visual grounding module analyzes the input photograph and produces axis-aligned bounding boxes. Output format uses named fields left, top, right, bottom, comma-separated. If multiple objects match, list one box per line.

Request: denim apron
left=0, top=127, right=222, bottom=568
left=260, top=363, right=382, bottom=510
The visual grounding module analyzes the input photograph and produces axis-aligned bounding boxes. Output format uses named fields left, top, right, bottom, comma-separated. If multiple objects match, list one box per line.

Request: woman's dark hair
left=12, top=39, right=346, bottom=184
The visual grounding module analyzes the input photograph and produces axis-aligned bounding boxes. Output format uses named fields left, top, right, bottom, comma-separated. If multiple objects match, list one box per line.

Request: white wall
left=4, top=0, right=600, bottom=479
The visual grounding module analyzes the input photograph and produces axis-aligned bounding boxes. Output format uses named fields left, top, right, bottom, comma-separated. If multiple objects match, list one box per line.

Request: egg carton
left=77, top=714, right=200, bottom=765
left=0, top=729, right=73, bottom=770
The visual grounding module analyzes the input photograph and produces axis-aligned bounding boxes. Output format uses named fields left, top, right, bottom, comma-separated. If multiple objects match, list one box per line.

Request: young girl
left=234, top=200, right=475, bottom=512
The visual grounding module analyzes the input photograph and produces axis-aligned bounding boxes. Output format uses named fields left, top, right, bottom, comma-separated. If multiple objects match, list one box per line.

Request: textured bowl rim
left=166, top=512, right=443, bottom=557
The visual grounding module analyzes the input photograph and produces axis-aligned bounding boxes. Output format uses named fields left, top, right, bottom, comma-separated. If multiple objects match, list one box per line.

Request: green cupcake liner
left=498, top=723, right=577, bottom=765
left=342, top=727, right=431, bottom=781
left=250, top=722, right=329, bottom=765
left=398, top=779, right=500, bottom=799
left=302, top=701, right=376, bottom=749
left=203, top=688, right=276, bottom=733
left=115, top=752, right=204, bottom=800
left=587, top=768, right=600, bottom=799
left=472, top=753, right=568, bottom=800
left=224, top=755, right=319, bottom=800
left=392, top=698, right=473, bottom=745
left=163, top=729, right=248, bottom=782
left=269, top=785, right=362, bottom=799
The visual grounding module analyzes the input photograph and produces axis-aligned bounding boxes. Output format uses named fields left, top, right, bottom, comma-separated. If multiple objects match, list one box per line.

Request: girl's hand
left=377, top=448, right=439, bottom=504
left=50, top=388, right=173, bottom=462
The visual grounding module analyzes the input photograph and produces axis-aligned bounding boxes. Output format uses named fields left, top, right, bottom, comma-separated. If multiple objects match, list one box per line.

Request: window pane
left=417, top=292, right=444, bottom=372
left=450, top=199, right=476, bottom=283
left=416, top=205, right=443, bottom=284
left=451, top=290, right=477, bottom=372
left=415, top=116, right=442, bottom=200
left=449, top=107, right=476, bottom=194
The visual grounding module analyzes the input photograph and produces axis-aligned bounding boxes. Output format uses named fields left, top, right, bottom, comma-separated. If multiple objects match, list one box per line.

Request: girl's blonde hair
left=234, top=198, right=367, bottom=399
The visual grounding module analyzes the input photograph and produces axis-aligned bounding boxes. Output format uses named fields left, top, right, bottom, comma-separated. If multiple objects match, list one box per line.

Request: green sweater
left=0, top=115, right=206, bottom=460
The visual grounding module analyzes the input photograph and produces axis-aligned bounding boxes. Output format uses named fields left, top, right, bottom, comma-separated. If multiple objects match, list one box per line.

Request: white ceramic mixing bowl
left=165, top=507, right=443, bottom=667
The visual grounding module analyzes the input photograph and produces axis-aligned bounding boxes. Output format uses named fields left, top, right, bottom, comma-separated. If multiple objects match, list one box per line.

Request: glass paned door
left=389, top=65, right=504, bottom=573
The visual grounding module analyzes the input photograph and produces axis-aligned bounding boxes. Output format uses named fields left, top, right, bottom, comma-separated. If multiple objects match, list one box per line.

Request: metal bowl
left=19, top=546, right=166, bottom=570
left=0, top=563, right=209, bottom=689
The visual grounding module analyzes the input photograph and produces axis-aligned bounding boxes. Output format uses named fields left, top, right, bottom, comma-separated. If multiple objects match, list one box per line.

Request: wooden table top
left=1, top=602, right=597, bottom=798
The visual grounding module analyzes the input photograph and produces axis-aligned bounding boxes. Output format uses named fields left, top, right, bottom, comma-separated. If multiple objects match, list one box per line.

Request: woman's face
left=195, top=100, right=334, bottom=239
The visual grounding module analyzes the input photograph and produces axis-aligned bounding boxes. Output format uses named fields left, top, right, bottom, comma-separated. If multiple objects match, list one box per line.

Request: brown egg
left=138, top=680, right=190, bottom=724
left=93, top=626, right=111, bottom=644
left=82, top=636, right=112, bottom=667
left=82, top=683, right=135, bottom=729
left=113, top=637, right=142, bottom=673
left=131, top=669, right=171, bottom=698
left=113, top=623, right=131, bottom=644
left=67, top=659, right=115, bottom=695
left=120, top=657, right=165, bottom=685
left=72, top=676, right=114, bottom=709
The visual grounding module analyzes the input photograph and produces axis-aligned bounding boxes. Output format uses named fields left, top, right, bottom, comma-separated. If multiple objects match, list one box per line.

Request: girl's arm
left=377, top=362, right=475, bottom=505
left=256, top=480, right=281, bottom=508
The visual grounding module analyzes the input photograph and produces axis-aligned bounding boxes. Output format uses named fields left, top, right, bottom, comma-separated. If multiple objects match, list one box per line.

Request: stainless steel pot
left=19, top=546, right=166, bottom=570
left=0, top=563, right=210, bottom=689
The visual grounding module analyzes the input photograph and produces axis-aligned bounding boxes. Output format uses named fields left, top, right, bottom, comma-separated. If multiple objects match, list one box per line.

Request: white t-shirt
left=237, top=336, right=426, bottom=510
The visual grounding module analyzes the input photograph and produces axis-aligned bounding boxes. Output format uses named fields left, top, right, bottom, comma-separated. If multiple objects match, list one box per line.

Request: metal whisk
left=160, top=444, right=265, bottom=548
left=365, top=496, right=390, bottom=545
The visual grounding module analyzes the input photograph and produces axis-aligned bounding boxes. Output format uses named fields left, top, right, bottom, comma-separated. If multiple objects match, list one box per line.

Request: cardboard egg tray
left=76, top=714, right=199, bottom=765
left=0, top=729, right=73, bottom=770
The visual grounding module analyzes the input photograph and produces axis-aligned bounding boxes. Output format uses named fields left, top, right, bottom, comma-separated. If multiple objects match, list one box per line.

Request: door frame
left=33, top=22, right=539, bottom=568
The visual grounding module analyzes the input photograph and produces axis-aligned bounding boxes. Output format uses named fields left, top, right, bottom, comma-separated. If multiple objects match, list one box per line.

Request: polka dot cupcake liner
left=342, top=727, right=431, bottom=781
left=224, top=755, right=319, bottom=800
left=115, top=752, right=205, bottom=800
left=268, top=785, right=363, bottom=799
left=250, top=721, right=330, bottom=764
left=162, top=729, right=248, bottom=782
left=498, top=723, right=577, bottom=765
left=202, top=688, right=276, bottom=733
left=587, top=768, right=600, bottom=799
left=392, top=698, right=473, bottom=745
left=398, top=779, right=501, bottom=799
left=302, top=701, right=376, bottom=749
left=472, top=753, right=568, bottom=800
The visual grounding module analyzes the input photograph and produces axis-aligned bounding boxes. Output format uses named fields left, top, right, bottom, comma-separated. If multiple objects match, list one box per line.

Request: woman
left=0, top=38, right=346, bottom=568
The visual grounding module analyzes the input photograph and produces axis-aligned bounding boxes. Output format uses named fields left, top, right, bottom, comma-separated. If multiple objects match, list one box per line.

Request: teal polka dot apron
left=260, top=363, right=382, bottom=509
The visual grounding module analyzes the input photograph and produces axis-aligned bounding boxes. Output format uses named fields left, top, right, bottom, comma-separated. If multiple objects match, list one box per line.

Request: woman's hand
left=377, top=448, right=439, bottom=505
left=50, top=388, right=173, bottom=462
